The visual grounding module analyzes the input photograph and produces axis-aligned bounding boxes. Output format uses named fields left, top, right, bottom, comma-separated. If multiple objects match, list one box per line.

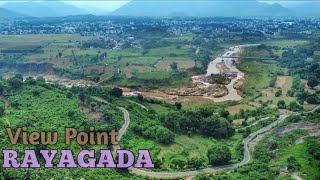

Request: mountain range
left=112, top=0, right=292, bottom=17
left=1, top=1, right=89, bottom=17
left=0, top=7, right=23, bottom=18
left=1, top=1, right=320, bottom=18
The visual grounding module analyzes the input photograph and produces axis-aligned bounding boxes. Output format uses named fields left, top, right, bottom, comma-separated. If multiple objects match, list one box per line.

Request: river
left=193, top=44, right=259, bottom=102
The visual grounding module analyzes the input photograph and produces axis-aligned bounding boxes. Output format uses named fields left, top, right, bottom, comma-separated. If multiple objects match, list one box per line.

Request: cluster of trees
left=132, top=121, right=174, bottom=144
left=305, top=138, right=320, bottom=161
left=160, top=109, right=234, bottom=139
left=170, top=157, right=205, bottom=170
left=278, top=40, right=320, bottom=89
left=233, top=107, right=278, bottom=120
left=277, top=100, right=303, bottom=112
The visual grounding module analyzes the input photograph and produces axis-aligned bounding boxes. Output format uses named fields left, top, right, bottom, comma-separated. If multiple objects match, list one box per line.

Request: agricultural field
left=0, top=33, right=197, bottom=88
left=264, top=40, right=309, bottom=48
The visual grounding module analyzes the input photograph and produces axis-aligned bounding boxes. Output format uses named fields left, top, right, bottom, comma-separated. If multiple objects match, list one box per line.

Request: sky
left=0, top=1, right=312, bottom=12
left=64, top=1, right=129, bottom=11
left=0, top=1, right=129, bottom=11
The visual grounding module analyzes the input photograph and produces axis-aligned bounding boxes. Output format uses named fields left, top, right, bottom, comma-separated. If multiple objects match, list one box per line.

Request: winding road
left=91, top=96, right=319, bottom=178
left=129, top=115, right=289, bottom=178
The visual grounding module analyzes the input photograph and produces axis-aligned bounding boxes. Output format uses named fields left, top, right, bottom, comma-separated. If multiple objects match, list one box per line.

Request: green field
left=265, top=40, right=308, bottom=48
left=156, top=133, right=243, bottom=171
left=238, top=58, right=279, bottom=99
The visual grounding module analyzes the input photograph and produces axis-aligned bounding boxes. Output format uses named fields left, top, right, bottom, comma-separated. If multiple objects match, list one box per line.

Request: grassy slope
left=0, top=85, right=145, bottom=179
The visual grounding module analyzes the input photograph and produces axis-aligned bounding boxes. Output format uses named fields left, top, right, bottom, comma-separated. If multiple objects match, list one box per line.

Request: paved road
left=129, top=114, right=288, bottom=178
left=117, top=107, right=130, bottom=142
left=92, top=95, right=319, bottom=178
left=91, top=96, right=129, bottom=150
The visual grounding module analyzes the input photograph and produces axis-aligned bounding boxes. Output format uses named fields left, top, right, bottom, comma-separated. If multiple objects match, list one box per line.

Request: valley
left=0, top=13, right=320, bottom=180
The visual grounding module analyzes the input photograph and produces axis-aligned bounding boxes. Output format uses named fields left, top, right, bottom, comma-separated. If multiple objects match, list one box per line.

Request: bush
left=287, top=89, right=295, bottom=97
left=277, top=100, right=286, bottom=109
left=110, top=88, right=123, bottom=97
left=288, top=101, right=303, bottom=112
left=306, top=95, right=319, bottom=104
left=287, top=156, right=301, bottom=171
left=275, top=89, right=282, bottom=97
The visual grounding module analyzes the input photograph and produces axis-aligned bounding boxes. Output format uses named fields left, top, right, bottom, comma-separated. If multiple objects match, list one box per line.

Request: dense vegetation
left=160, top=109, right=235, bottom=139
left=0, top=75, right=154, bottom=179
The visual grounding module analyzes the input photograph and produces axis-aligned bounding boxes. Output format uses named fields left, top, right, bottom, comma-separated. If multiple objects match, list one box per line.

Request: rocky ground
left=164, top=83, right=228, bottom=97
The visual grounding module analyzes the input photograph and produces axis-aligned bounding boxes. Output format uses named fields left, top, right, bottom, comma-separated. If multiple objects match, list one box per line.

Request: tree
left=287, top=89, right=295, bottom=97
left=277, top=100, right=286, bottom=109
left=25, top=77, right=36, bottom=85
left=275, top=89, right=282, bottom=97
left=287, top=156, right=301, bottom=171
left=170, top=62, right=178, bottom=71
left=79, top=93, right=86, bottom=103
left=36, top=77, right=46, bottom=84
left=188, top=157, right=204, bottom=169
left=306, top=95, right=319, bottom=104
left=309, top=63, right=319, bottom=72
left=156, top=127, right=174, bottom=144
left=245, top=127, right=251, bottom=137
left=67, top=92, right=73, bottom=99
left=207, top=144, right=231, bottom=166
left=137, top=94, right=144, bottom=101
left=219, top=110, right=230, bottom=118
left=58, top=52, right=62, bottom=58
left=171, top=158, right=187, bottom=169
left=0, top=105, right=5, bottom=117
left=67, top=110, right=76, bottom=120
left=242, top=120, right=248, bottom=127
left=200, top=115, right=235, bottom=138
left=307, top=77, right=318, bottom=89
left=8, top=77, right=23, bottom=89
left=175, top=102, right=182, bottom=110
left=0, top=82, right=6, bottom=95
left=110, top=88, right=123, bottom=97
left=32, top=90, right=40, bottom=96
left=288, top=101, right=303, bottom=112
left=14, top=74, right=23, bottom=81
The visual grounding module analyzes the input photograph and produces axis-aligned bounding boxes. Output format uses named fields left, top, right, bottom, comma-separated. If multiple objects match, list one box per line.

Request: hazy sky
left=0, top=1, right=129, bottom=11
left=64, top=1, right=129, bottom=11
left=0, top=1, right=311, bottom=11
